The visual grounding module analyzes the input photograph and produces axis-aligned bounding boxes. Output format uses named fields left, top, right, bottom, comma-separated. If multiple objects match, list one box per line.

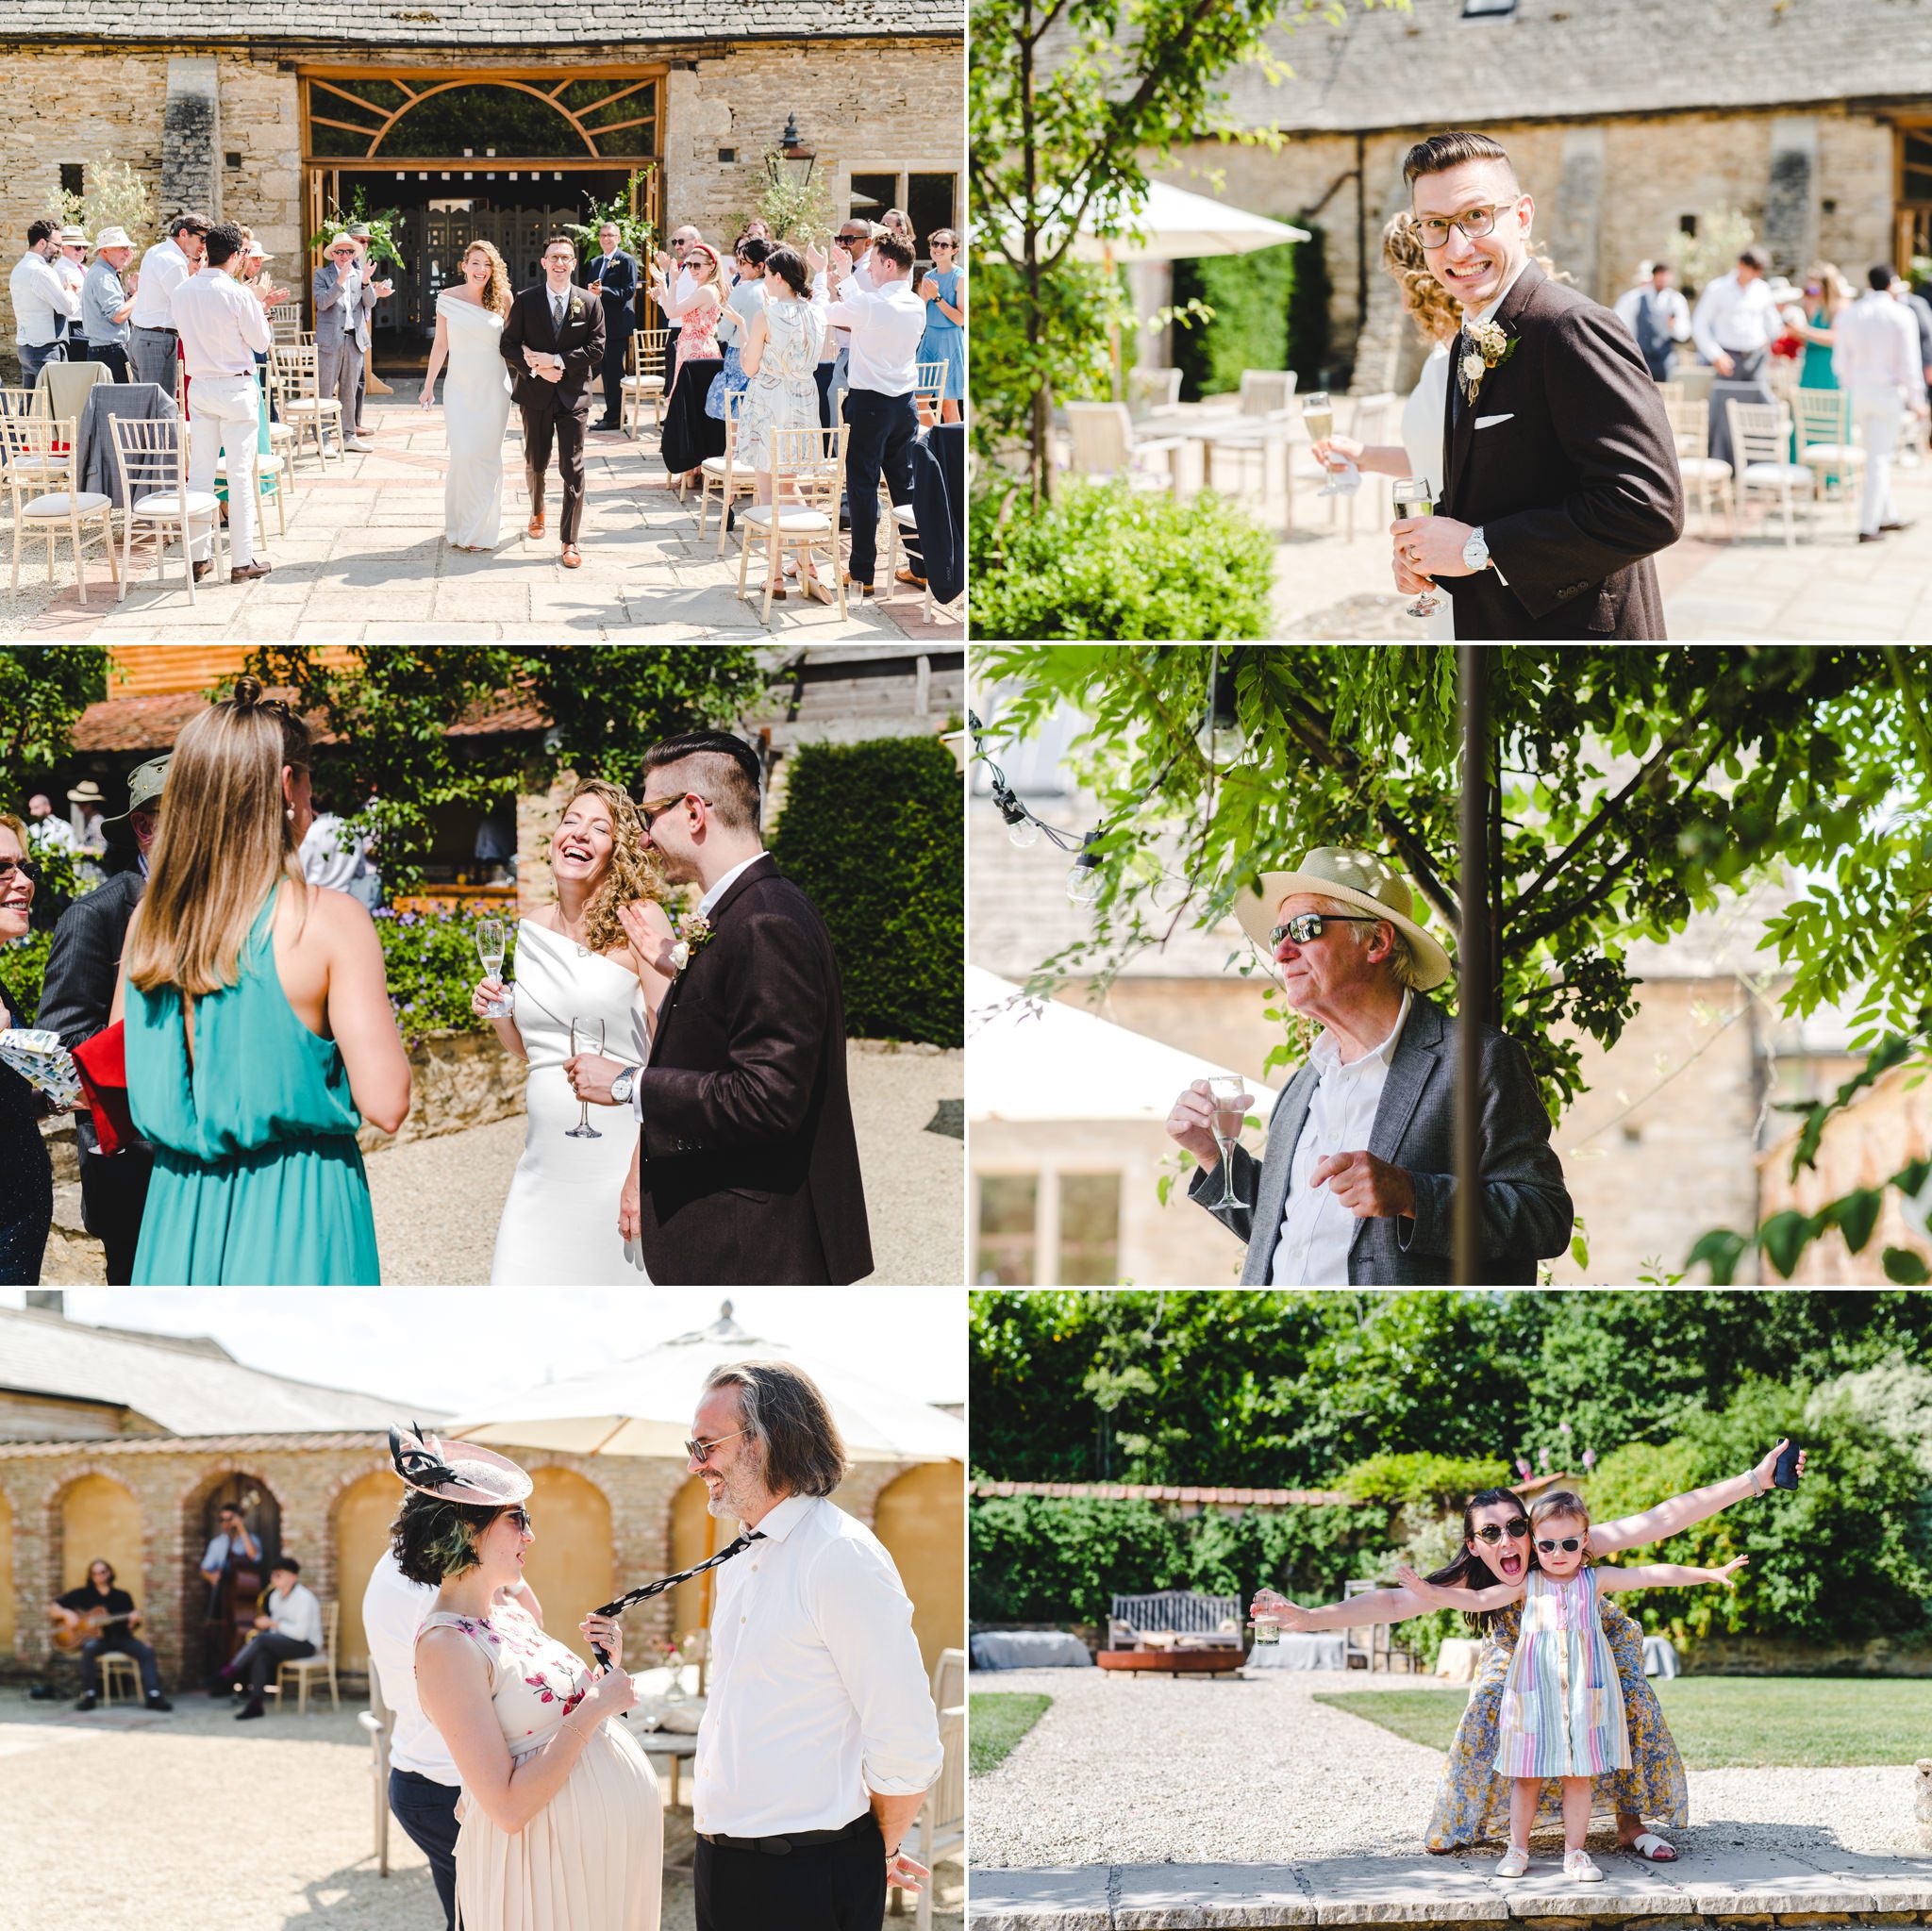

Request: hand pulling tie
left=588, top=1532, right=765, bottom=1719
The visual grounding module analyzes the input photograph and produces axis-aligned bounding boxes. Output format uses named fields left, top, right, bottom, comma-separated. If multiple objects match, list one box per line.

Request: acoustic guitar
left=50, top=1605, right=138, bottom=1655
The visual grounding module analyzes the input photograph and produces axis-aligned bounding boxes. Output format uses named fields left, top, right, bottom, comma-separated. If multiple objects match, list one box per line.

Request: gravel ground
left=366, top=1046, right=963, bottom=1286
left=0, top=1694, right=961, bottom=1931
left=968, top=1668, right=1927, bottom=1870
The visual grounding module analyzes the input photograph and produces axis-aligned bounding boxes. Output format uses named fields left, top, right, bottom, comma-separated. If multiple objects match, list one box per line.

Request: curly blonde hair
left=1381, top=211, right=1573, bottom=348
left=462, top=240, right=512, bottom=318
left=556, top=777, right=664, bottom=958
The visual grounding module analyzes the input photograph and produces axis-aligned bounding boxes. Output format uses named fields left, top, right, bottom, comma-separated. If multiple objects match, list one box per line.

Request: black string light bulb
left=1066, top=832, right=1105, bottom=906
left=970, top=711, right=1106, bottom=902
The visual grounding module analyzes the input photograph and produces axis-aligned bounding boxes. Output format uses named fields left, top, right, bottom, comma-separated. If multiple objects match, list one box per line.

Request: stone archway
left=667, top=1473, right=719, bottom=1651
left=525, top=1468, right=614, bottom=1666
left=55, top=1473, right=144, bottom=1597
left=873, top=1461, right=965, bottom=1675
left=178, top=1468, right=283, bottom=1683
left=331, top=1468, right=397, bottom=1681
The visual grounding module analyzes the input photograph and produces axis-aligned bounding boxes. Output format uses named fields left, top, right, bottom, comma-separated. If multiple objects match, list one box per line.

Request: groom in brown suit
left=1390, top=131, right=1685, bottom=640
left=500, top=234, right=605, bottom=569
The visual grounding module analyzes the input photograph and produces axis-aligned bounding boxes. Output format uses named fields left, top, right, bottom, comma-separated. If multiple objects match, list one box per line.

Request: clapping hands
left=805, top=241, right=827, bottom=276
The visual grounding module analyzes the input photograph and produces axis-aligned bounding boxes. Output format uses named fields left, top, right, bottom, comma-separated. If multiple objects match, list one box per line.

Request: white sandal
left=1626, top=1831, right=1677, bottom=1862
left=1563, top=1851, right=1604, bottom=1883
left=1496, top=1845, right=1530, bottom=1879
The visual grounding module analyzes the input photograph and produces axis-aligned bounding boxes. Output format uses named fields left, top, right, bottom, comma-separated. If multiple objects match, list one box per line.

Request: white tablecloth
left=1642, top=1635, right=1680, bottom=1678
left=971, top=1631, right=1093, bottom=1671
left=1244, top=1631, right=1347, bottom=1670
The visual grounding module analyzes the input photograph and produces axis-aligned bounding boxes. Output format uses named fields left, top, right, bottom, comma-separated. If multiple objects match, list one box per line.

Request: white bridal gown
left=439, top=289, right=514, bottom=548
left=1399, top=340, right=1456, bottom=641
left=490, top=921, right=653, bottom=1284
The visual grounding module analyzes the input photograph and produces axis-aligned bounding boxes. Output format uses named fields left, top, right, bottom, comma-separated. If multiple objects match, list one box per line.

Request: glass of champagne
left=475, top=916, right=509, bottom=1019
left=1207, top=1074, right=1249, bottom=1210
left=1392, top=477, right=1441, bottom=619
left=566, top=1015, right=605, bottom=1140
left=1303, top=390, right=1342, bottom=495
left=1253, top=1603, right=1281, bottom=1646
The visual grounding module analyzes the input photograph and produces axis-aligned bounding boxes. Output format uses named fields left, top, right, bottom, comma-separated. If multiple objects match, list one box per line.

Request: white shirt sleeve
left=1690, top=280, right=1724, bottom=364
left=274, top=1585, right=325, bottom=1648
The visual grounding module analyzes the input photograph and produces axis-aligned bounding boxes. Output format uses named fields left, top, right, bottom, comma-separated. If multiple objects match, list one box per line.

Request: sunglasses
left=685, top=1427, right=751, bottom=1465
left=638, top=791, right=716, bottom=826
left=1269, top=911, right=1383, bottom=949
left=1536, top=1536, right=1583, bottom=1554
left=0, top=857, right=40, bottom=888
left=1473, top=1518, right=1529, bottom=1543
left=503, top=1507, right=533, bottom=1533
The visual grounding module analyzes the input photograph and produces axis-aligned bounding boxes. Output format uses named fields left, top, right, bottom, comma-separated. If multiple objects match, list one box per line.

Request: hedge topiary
left=767, top=735, right=962, bottom=1047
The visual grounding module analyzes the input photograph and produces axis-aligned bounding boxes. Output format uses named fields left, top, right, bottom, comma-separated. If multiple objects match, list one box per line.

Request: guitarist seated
left=50, top=1558, right=174, bottom=1712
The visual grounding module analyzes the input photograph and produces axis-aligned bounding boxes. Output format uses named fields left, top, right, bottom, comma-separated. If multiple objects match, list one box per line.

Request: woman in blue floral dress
left=1253, top=1439, right=1805, bottom=1859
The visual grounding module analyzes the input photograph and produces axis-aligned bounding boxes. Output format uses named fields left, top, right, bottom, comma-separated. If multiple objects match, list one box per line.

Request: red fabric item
left=72, top=1022, right=135, bottom=1156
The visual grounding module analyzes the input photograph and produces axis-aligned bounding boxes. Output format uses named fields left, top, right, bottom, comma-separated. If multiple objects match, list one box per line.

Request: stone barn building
left=1142, top=0, right=1926, bottom=392
left=0, top=0, right=962, bottom=375
left=0, top=1296, right=966, bottom=1694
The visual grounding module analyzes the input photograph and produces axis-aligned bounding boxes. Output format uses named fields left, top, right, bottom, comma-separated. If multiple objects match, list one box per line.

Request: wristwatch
left=1462, top=525, right=1491, bottom=574
left=610, top=1066, right=639, bottom=1107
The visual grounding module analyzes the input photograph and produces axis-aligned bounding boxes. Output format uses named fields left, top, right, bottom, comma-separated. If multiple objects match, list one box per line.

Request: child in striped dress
left=1400, top=1490, right=1747, bottom=1883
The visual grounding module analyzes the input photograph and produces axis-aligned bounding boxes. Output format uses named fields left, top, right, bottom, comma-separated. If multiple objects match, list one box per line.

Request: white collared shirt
left=129, top=237, right=191, bottom=329
left=698, top=848, right=772, bottom=921
left=1834, top=291, right=1921, bottom=398
left=693, top=1494, right=942, bottom=1837
left=266, top=1581, right=325, bottom=1649
left=824, top=279, right=925, bottom=395
left=361, top=1549, right=460, bottom=1785
left=10, top=249, right=80, bottom=346
left=1268, top=989, right=1413, bottom=1287
left=1691, top=271, right=1782, bottom=362
left=1613, top=283, right=1691, bottom=344
left=171, top=266, right=272, bottom=379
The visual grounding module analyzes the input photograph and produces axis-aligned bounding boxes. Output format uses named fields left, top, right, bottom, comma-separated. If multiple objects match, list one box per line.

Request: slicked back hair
left=641, top=730, right=762, bottom=834
left=1404, top=130, right=1518, bottom=194
left=703, top=1359, right=848, bottom=1499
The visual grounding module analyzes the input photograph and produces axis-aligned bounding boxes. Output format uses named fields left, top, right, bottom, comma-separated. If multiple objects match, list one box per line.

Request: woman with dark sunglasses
left=0, top=815, right=58, bottom=1283
left=1252, top=1440, right=1804, bottom=1862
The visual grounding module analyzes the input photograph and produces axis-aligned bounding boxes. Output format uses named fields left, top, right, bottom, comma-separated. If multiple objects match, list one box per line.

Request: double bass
left=208, top=1530, right=268, bottom=1672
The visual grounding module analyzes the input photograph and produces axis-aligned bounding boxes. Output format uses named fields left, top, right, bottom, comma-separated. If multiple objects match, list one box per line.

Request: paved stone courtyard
left=0, top=376, right=960, bottom=643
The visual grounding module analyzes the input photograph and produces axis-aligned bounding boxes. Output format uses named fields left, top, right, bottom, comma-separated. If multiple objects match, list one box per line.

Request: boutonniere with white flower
left=570, top=300, right=584, bottom=321
left=1459, top=319, right=1519, bottom=405
left=670, top=912, right=714, bottom=974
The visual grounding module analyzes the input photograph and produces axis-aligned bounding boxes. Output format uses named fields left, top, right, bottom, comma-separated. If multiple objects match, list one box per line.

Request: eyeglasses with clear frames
left=685, top=1427, right=752, bottom=1465
left=638, top=792, right=717, bottom=826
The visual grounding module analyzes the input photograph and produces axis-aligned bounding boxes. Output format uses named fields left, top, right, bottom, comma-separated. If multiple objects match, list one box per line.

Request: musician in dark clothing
left=51, top=1558, right=173, bottom=1711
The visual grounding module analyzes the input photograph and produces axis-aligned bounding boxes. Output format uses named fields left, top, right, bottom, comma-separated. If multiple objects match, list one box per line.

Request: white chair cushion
left=741, top=506, right=832, bottom=532
left=1678, top=458, right=1731, bottom=480
left=891, top=504, right=919, bottom=529
left=23, top=491, right=110, bottom=516
left=132, top=491, right=220, bottom=517
left=623, top=375, right=664, bottom=392
left=1798, top=444, right=1862, bottom=464
left=1742, top=462, right=1813, bottom=485
left=700, top=456, right=732, bottom=475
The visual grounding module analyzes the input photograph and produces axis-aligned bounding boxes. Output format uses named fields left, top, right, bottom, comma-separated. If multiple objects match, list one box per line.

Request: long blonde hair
left=460, top=240, right=512, bottom=318
left=126, top=676, right=311, bottom=996
left=557, top=778, right=663, bottom=958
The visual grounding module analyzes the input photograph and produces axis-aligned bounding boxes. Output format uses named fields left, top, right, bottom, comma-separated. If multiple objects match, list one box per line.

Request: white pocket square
left=1474, top=412, right=1514, bottom=429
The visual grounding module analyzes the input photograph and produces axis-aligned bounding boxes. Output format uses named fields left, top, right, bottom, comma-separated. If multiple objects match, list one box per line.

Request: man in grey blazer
left=312, top=233, right=387, bottom=454
left=1168, top=847, right=1572, bottom=1286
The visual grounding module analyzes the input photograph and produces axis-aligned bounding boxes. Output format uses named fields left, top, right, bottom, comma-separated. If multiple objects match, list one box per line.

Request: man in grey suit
left=312, top=233, right=387, bottom=454
left=1167, top=846, right=1572, bottom=1286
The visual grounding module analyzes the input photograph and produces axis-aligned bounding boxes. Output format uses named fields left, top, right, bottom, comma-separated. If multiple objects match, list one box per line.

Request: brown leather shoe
left=896, top=568, right=926, bottom=587
left=560, top=543, right=582, bottom=569
left=841, top=568, right=879, bottom=598
left=230, top=560, right=274, bottom=581
left=527, top=512, right=546, bottom=539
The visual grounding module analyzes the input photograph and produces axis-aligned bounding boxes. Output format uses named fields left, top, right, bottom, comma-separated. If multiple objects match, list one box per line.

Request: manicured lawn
left=971, top=1691, right=1054, bottom=1776
left=1312, top=1676, right=1932, bottom=1768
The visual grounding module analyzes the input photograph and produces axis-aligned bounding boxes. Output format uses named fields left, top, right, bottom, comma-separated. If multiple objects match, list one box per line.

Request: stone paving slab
left=972, top=1868, right=1117, bottom=1931
left=1115, top=1866, right=1316, bottom=1930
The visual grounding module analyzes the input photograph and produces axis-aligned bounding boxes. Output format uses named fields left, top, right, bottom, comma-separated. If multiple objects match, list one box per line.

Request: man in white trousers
left=1835, top=262, right=1928, bottom=543
left=170, top=221, right=274, bottom=582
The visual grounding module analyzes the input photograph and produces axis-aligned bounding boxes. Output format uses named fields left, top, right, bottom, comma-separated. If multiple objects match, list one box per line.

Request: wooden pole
left=1455, top=644, right=1491, bottom=1287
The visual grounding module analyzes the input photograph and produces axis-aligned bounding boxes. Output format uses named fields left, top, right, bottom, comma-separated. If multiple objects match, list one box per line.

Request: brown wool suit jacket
left=1439, top=261, right=1685, bottom=640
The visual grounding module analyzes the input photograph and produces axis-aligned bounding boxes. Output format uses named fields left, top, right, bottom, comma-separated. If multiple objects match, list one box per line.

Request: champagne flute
left=1392, top=477, right=1441, bottom=619
left=475, top=915, right=508, bottom=1018
left=1303, top=389, right=1342, bottom=496
left=1207, top=1074, right=1250, bottom=1210
left=566, top=1015, right=605, bottom=1139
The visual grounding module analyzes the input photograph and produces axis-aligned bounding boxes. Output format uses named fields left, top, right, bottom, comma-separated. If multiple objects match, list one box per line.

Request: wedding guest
left=738, top=244, right=828, bottom=602
left=10, top=219, right=80, bottom=385
left=421, top=239, right=514, bottom=551
left=173, top=222, right=274, bottom=584
left=199, top=1504, right=261, bottom=1595
left=401, top=1428, right=660, bottom=1931
left=653, top=239, right=724, bottom=490
left=346, top=224, right=383, bottom=436
left=299, top=794, right=379, bottom=903
left=128, top=212, right=208, bottom=390
left=0, top=813, right=55, bottom=1285
left=25, top=792, right=75, bottom=854
left=37, top=756, right=168, bottom=1285
left=80, top=227, right=139, bottom=382
left=1612, top=260, right=1690, bottom=382
left=918, top=230, right=966, bottom=422
left=880, top=208, right=914, bottom=253
left=708, top=235, right=768, bottom=429
left=221, top=1556, right=323, bottom=1720
left=55, top=226, right=92, bottom=360
left=1835, top=264, right=1927, bottom=542
left=51, top=1558, right=174, bottom=1713
left=825, top=232, right=924, bottom=596
left=686, top=1361, right=941, bottom=1930
left=313, top=233, right=381, bottom=455
left=655, top=223, right=705, bottom=359
left=826, top=217, right=881, bottom=412
left=1169, top=845, right=1572, bottom=1283
left=585, top=220, right=639, bottom=431
left=114, top=677, right=410, bottom=1284
left=1783, top=261, right=1850, bottom=392
left=1692, top=243, right=1781, bottom=469
left=742, top=218, right=772, bottom=243
left=475, top=777, right=674, bottom=1285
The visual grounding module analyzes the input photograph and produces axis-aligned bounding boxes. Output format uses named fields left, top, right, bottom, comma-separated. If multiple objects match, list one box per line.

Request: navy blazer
left=909, top=422, right=964, bottom=604
left=586, top=251, right=639, bottom=338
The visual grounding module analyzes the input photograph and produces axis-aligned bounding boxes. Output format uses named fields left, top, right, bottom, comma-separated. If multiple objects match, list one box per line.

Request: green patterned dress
left=1424, top=1591, right=1687, bottom=1849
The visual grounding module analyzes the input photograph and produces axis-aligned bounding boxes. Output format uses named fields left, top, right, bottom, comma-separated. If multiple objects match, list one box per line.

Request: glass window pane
left=975, top=1174, right=1039, bottom=1287
left=1058, top=1174, right=1121, bottom=1287
left=908, top=173, right=956, bottom=253
left=375, top=85, right=591, bottom=160
left=850, top=172, right=899, bottom=222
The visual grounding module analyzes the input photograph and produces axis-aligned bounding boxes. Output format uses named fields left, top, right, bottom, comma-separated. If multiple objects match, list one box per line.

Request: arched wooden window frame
left=303, top=72, right=663, bottom=165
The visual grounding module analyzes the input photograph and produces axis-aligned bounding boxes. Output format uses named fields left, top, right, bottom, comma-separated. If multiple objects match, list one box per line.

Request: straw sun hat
left=1235, top=845, right=1454, bottom=990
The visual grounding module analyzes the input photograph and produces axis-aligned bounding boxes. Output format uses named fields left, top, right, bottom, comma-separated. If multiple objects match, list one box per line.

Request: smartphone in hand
left=1773, top=1440, right=1802, bottom=1490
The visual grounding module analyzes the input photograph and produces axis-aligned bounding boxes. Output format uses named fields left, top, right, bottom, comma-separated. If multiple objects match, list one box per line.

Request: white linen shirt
left=10, top=250, right=79, bottom=347
left=265, top=1581, right=325, bottom=1649
left=1613, top=283, right=1691, bottom=345
left=1833, top=291, right=1922, bottom=400
left=824, top=280, right=925, bottom=395
left=129, top=237, right=192, bottom=329
left=362, top=1548, right=460, bottom=1785
left=693, top=1493, right=942, bottom=1838
left=1691, top=271, right=1782, bottom=361
left=1267, top=989, right=1412, bottom=1287
left=172, top=267, right=273, bottom=379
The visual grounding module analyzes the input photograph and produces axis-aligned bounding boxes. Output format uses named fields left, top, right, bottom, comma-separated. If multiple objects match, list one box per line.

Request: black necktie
left=587, top=1530, right=766, bottom=1711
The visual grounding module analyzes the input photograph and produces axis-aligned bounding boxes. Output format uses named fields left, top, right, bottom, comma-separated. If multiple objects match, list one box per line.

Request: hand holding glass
left=475, top=917, right=510, bottom=1018
left=1392, top=479, right=1441, bottom=619
left=1207, top=1075, right=1250, bottom=1210
left=567, top=1017, right=605, bottom=1139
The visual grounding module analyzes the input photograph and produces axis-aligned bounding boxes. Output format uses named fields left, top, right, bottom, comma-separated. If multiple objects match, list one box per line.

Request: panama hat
left=66, top=779, right=105, bottom=806
left=93, top=226, right=134, bottom=252
left=327, top=233, right=358, bottom=254
left=1235, top=845, right=1454, bottom=990
left=389, top=1422, right=532, bottom=1504
left=58, top=225, right=89, bottom=247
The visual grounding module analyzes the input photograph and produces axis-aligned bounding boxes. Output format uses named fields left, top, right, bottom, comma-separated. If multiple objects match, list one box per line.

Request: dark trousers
left=82, top=1632, right=161, bottom=1698
left=599, top=326, right=628, bottom=423
left=695, top=1819, right=886, bottom=1931
left=229, top=1630, right=315, bottom=1695
left=842, top=388, right=919, bottom=584
left=90, top=344, right=131, bottom=383
left=18, top=341, right=65, bottom=385
left=522, top=401, right=589, bottom=544
left=79, top=1142, right=153, bottom=1286
left=389, top=1769, right=460, bottom=1931
left=816, top=359, right=836, bottom=431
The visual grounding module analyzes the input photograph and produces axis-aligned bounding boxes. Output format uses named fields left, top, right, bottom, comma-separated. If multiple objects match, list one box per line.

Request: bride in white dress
left=420, top=240, right=515, bottom=551
left=474, top=779, right=677, bottom=1284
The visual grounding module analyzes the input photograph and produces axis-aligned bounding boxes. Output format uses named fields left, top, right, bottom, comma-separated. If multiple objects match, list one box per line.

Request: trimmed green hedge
left=1173, top=242, right=1296, bottom=402
left=767, top=735, right=962, bottom=1046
